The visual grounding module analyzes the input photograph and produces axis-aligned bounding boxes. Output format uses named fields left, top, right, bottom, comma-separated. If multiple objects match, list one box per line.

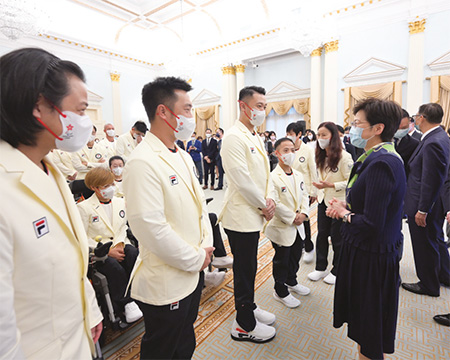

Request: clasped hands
left=262, top=198, right=276, bottom=221
left=326, top=198, right=348, bottom=220
left=312, top=180, right=334, bottom=190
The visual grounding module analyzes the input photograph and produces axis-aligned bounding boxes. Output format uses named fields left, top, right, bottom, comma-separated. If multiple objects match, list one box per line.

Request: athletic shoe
left=323, top=273, right=336, bottom=285
left=286, top=283, right=311, bottom=296
left=307, top=270, right=328, bottom=281
left=204, top=269, right=226, bottom=287
left=230, top=320, right=276, bottom=343
left=211, top=256, right=233, bottom=269
left=303, top=249, right=315, bottom=264
left=273, top=292, right=301, bottom=308
left=124, top=301, right=143, bottom=323
left=254, top=306, right=276, bottom=325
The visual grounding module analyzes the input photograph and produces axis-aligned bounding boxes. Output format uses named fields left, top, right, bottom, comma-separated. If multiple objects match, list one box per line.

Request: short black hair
left=238, top=86, right=266, bottom=101
left=93, top=125, right=97, bottom=132
left=1, top=47, right=85, bottom=148
left=402, top=109, right=410, bottom=119
left=336, top=125, right=345, bottom=134
left=217, top=128, right=224, bottom=134
left=274, top=137, right=294, bottom=150
left=132, top=121, right=148, bottom=133
left=286, top=121, right=306, bottom=136
left=205, top=128, right=212, bottom=133
left=109, top=155, right=125, bottom=167
left=353, top=98, right=403, bottom=142
left=142, top=77, right=192, bottom=122
left=418, top=103, right=444, bottom=124
left=344, top=126, right=351, bottom=132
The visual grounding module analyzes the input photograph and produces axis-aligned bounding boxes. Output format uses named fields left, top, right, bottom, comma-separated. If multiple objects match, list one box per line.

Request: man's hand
left=68, top=172, right=77, bottom=181
left=262, top=198, right=276, bottom=221
left=415, top=212, right=427, bottom=227
left=81, top=159, right=88, bottom=166
left=98, top=158, right=106, bottom=163
left=91, top=321, right=103, bottom=344
left=200, top=247, right=215, bottom=271
left=109, top=246, right=125, bottom=262
left=293, top=213, right=306, bottom=226
left=312, top=181, right=334, bottom=189
left=309, top=196, right=317, bottom=206
left=446, top=212, right=450, bottom=223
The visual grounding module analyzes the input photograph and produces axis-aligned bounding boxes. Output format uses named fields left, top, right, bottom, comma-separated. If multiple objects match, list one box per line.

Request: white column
left=323, top=41, right=339, bottom=123
left=235, top=64, right=246, bottom=100
left=110, top=72, right=123, bottom=135
left=406, top=18, right=426, bottom=113
left=221, top=65, right=237, bottom=130
left=310, top=47, right=322, bottom=130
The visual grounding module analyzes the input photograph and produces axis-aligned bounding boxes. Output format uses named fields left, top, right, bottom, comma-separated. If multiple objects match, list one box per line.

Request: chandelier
left=0, top=0, right=48, bottom=40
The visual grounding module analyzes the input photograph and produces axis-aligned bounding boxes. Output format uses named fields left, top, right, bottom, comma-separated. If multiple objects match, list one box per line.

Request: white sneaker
left=230, top=319, right=276, bottom=343
left=124, top=301, right=143, bottom=323
left=204, top=269, right=226, bottom=287
left=307, top=270, right=328, bottom=281
left=211, top=256, right=233, bottom=269
left=286, top=283, right=311, bottom=296
left=323, top=273, right=336, bottom=285
left=254, top=306, right=276, bottom=325
left=273, top=292, right=301, bottom=308
left=303, top=249, right=315, bottom=264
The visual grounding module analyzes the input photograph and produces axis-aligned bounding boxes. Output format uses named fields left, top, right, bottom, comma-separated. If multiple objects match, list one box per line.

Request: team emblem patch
left=250, top=147, right=256, bottom=154
left=299, top=156, right=305, bottom=163
left=170, top=302, right=179, bottom=310
left=281, top=186, right=287, bottom=193
left=169, top=175, right=179, bottom=185
left=300, top=181, right=305, bottom=191
left=95, top=153, right=102, bottom=159
left=119, top=210, right=125, bottom=218
left=92, top=216, right=99, bottom=223
left=33, top=217, right=49, bottom=238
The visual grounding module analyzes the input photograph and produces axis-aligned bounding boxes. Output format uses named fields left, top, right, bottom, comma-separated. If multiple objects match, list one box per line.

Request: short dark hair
left=344, top=126, right=351, bottom=132
left=132, top=121, right=148, bottom=133
left=336, top=125, right=345, bottom=134
left=217, top=128, right=224, bottom=135
left=418, top=103, right=444, bottom=124
left=402, top=109, right=410, bottom=119
left=93, top=125, right=97, bottom=132
left=205, top=128, right=212, bottom=133
left=353, top=98, right=403, bottom=142
left=274, top=137, right=294, bottom=150
left=286, top=121, right=306, bottom=136
left=109, top=155, right=125, bottom=167
left=142, top=77, right=192, bottom=122
left=238, top=86, right=266, bottom=101
left=1, top=48, right=85, bottom=148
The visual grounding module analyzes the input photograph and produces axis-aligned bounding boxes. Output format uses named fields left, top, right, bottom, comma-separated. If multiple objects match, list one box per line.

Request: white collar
left=421, top=126, right=440, bottom=141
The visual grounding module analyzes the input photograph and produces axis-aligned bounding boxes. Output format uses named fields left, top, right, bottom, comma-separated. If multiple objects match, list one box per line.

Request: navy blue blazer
left=441, top=154, right=450, bottom=214
left=202, top=137, right=218, bottom=163
left=404, top=126, right=450, bottom=216
left=395, top=134, right=419, bottom=174
left=187, top=139, right=202, bottom=163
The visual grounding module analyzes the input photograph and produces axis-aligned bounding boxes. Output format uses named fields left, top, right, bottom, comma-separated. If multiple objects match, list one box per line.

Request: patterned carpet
left=103, top=205, right=450, bottom=360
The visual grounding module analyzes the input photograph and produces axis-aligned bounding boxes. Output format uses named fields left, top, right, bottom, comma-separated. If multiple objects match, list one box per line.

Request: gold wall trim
left=110, top=72, right=121, bottom=82
left=324, top=41, right=339, bottom=53
left=409, top=18, right=426, bottom=34
left=324, top=0, right=382, bottom=18
left=235, top=64, right=246, bottom=73
left=221, top=66, right=236, bottom=75
left=311, top=47, right=323, bottom=57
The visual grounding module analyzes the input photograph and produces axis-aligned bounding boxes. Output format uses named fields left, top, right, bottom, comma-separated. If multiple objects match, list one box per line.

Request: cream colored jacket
left=51, top=149, right=77, bottom=178
left=316, top=150, right=353, bottom=205
left=219, top=120, right=276, bottom=232
left=116, top=131, right=136, bottom=161
left=292, top=142, right=318, bottom=198
left=77, top=194, right=130, bottom=249
left=264, top=165, right=309, bottom=247
left=71, top=142, right=108, bottom=179
left=99, top=138, right=117, bottom=159
left=0, top=141, right=102, bottom=360
left=123, top=133, right=213, bottom=306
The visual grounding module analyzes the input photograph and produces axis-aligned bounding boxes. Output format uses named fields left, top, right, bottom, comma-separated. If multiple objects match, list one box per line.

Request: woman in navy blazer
left=327, top=98, right=406, bottom=360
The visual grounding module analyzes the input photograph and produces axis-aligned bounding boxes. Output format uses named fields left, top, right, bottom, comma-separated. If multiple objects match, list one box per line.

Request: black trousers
left=137, top=272, right=204, bottom=360
left=315, top=201, right=343, bottom=275
left=96, top=244, right=138, bottom=313
left=272, top=231, right=304, bottom=298
left=225, top=229, right=259, bottom=332
left=203, top=160, right=215, bottom=186
left=216, top=156, right=224, bottom=188
left=303, top=219, right=314, bottom=253
left=209, top=213, right=227, bottom=258
left=194, top=160, right=203, bottom=184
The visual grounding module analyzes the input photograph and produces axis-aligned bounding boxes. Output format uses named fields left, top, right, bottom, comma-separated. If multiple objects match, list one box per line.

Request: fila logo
left=170, top=302, right=179, bottom=310
left=169, top=175, right=178, bottom=185
left=92, top=216, right=99, bottom=223
left=281, top=186, right=287, bottom=193
left=33, top=217, right=49, bottom=238
left=250, top=147, right=256, bottom=154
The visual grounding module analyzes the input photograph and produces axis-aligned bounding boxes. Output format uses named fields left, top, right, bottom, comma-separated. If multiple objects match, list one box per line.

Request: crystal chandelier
left=0, top=0, right=47, bottom=40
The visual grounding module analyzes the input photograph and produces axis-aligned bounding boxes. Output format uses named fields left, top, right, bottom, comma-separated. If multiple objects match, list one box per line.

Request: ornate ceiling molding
left=192, top=89, right=221, bottom=107
left=428, top=51, right=450, bottom=72
left=266, top=81, right=310, bottom=102
left=343, top=57, right=406, bottom=83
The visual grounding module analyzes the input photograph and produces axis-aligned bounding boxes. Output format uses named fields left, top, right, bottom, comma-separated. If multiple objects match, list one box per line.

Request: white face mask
left=308, top=134, right=313, bottom=140
left=206, top=133, right=212, bottom=138
left=112, top=167, right=123, bottom=176
left=106, top=129, right=115, bottom=137
left=99, top=185, right=115, bottom=200
left=191, top=137, right=196, bottom=141
left=163, top=106, right=196, bottom=141
left=318, top=138, right=330, bottom=149
left=55, top=111, right=93, bottom=152
left=240, top=100, right=266, bottom=127
left=281, top=152, right=295, bottom=167
left=286, top=135, right=297, bottom=143
left=88, top=134, right=96, bottom=143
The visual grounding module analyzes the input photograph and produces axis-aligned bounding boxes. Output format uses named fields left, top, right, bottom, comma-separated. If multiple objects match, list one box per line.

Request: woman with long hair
left=308, top=122, right=353, bottom=285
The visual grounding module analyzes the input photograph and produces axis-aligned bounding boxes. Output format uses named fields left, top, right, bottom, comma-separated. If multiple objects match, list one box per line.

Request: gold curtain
left=264, top=98, right=311, bottom=128
left=194, top=104, right=220, bottom=137
left=343, top=81, right=402, bottom=127
left=434, top=75, right=450, bottom=131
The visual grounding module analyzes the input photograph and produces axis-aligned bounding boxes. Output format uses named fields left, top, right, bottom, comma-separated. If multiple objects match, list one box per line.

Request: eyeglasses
left=412, top=114, right=426, bottom=121
left=350, top=120, right=368, bottom=127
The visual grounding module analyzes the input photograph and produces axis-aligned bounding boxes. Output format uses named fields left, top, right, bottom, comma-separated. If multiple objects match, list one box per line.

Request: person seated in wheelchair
left=77, top=167, right=142, bottom=324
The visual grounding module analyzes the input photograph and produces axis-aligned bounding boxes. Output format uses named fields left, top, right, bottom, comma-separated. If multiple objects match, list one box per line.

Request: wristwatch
left=342, top=212, right=352, bottom=223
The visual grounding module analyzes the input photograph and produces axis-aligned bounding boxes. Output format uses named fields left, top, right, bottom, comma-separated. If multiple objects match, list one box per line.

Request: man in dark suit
left=215, top=128, right=224, bottom=190
left=394, top=109, right=419, bottom=174
left=337, top=125, right=357, bottom=161
left=408, top=120, right=422, bottom=140
left=402, top=103, right=450, bottom=297
left=202, top=128, right=218, bottom=190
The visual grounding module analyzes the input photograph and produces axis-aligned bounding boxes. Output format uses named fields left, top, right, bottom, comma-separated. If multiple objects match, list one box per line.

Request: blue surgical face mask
left=414, top=122, right=421, bottom=131
left=394, top=128, right=409, bottom=139
left=349, top=125, right=374, bottom=149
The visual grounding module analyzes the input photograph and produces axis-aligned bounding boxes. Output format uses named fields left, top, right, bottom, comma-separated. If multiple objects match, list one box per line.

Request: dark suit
left=215, top=138, right=224, bottom=189
left=202, top=137, right=218, bottom=186
left=395, top=134, right=419, bottom=175
left=176, top=140, right=185, bottom=150
left=343, top=138, right=357, bottom=161
left=409, top=129, right=422, bottom=141
left=404, top=126, right=450, bottom=295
